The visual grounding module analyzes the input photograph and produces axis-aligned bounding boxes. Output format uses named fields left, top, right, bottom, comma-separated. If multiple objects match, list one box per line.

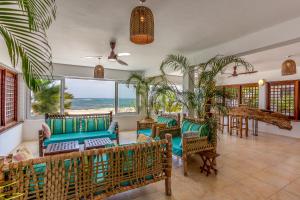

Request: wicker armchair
left=0, top=135, right=173, bottom=199
left=137, top=113, right=181, bottom=138
left=158, top=116, right=216, bottom=176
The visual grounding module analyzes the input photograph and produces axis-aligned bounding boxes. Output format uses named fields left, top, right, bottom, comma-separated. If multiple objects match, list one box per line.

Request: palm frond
left=0, top=0, right=56, bottom=91
left=160, top=54, right=191, bottom=75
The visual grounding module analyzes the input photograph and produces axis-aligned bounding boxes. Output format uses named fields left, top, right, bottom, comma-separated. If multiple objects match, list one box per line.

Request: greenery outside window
left=27, top=77, right=139, bottom=118
left=29, top=79, right=64, bottom=118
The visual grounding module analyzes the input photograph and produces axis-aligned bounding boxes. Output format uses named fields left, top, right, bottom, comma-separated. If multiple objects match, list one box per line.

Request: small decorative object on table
left=199, top=151, right=220, bottom=176
left=44, top=141, right=79, bottom=156
left=84, top=138, right=114, bottom=150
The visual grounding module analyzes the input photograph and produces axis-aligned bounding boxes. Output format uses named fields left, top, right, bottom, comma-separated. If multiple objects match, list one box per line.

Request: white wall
left=217, top=68, right=300, bottom=138
left=0, top=38, right=25, bottom=155
left=0, top=122, right=23, bottom=156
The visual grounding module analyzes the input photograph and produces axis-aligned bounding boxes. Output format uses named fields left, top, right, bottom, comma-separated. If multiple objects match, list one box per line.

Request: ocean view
left=70, top=98, right=136, bottom=110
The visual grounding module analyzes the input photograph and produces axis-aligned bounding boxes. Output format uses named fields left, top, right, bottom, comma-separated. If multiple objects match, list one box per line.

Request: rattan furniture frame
left=137, top=113, right=181, bottom=138
left=39, top=112, right=119, bottom=157
left=158, top=116, right=217, bottom=176
left=0, top=134, right=173, bottom=200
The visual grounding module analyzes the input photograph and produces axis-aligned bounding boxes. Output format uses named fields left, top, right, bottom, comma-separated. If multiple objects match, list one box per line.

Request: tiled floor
left=21, top=131, right=300, bottom=200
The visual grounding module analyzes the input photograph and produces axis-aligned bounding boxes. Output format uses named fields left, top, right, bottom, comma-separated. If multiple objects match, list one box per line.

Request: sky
left=65, top=78, right=136, bottom=99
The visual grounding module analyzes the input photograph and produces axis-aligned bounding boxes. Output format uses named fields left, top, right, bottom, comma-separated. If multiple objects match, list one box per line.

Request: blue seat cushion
left=172, top=137, right=182, bottom=157
left=44, top=131, right=116, bottom=146
left=137, top=129, right=152, bottom=137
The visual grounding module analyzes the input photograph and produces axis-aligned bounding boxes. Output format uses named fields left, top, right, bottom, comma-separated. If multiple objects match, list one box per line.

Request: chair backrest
left=181, top=116, right=209, bottom=137
left=45, top=112, right=113, bottom=134
left=0, top=135, right=172, bottom=200
left=157, top=113, right=181, bottom=128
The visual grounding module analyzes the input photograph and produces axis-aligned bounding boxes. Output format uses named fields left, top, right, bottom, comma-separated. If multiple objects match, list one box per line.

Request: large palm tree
left=0, top=0, right=56, bottom=91
left=126, top=73, right=166, bottom=120
left=161, top=54, right=252, bottom=117
left=160, top=54, right=252, bottom=139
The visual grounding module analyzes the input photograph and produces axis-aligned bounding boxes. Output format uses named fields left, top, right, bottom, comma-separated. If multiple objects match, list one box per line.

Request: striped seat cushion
left=46, top=118, right=78, bottom=135
left=81, top=117, right=111, bottom=132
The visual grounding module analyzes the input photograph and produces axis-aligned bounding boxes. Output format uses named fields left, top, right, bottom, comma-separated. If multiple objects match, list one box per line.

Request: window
left=241, top=84, right=259, bottom=108
left=221, top=83, right=259, bottom=108
left=64, top=78, right=115, bottom=114
left=117, top=83, right=137, bottom=113
left=30, top=79, right=62, bottom=117
left=28, top=77, right=139, bottom=118
left=224, top=86, right=240, bottom=108
left=0, top=67, right=18, bottom=128
left=267, top=81, right=299, bottom=119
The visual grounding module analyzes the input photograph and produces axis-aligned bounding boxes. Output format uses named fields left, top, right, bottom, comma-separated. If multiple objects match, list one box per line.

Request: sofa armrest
left=182, top=136, right=214, bottom=156
left=109, top=121, right=119, bottom=145
left=156, top=126, right=181, bottom=139
left=38, top=130, right=45, bottom=157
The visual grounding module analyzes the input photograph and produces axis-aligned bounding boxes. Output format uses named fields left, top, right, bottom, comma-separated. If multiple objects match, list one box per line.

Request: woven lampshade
left=94, top=65, right=104, bottom=78
left=130, top=5, right=154, bottom=45
left=282, top=59, right=296, bottom=76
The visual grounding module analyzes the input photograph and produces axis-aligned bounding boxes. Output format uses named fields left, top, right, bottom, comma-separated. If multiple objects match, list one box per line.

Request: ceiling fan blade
left=117, top=59, right=128, bottom=66
left=118, top=53, right=131, bottom=57
left=237, top=70, right=258, bottom=75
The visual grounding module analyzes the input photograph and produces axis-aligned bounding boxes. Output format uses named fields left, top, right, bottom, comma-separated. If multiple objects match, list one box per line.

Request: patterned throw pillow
left=42, top=122, right=51, bottom=138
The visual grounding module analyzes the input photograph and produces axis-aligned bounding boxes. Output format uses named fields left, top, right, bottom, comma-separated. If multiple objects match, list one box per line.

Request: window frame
left=115, top=81, right=139, bottom=115
left=266, top=80, right=299, bottom=120
left=0, top=66, right=18, bottom=129
left=26, top=76, right=139, bottom=119
left=220, top=83, right=259, bottom=108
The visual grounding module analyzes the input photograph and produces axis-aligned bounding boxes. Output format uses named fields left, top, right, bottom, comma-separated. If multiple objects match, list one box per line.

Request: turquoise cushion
left=157, top=116, right=177, bottom=128
left=96, top=117, right=110, bottom=131
left=181, top=120, right=192, bottom=133
left=44, top=131, right=116, bottom=146
left=65, top=118, right=78, bottom=133
left=189, top=123, right=202, bottom=132
left=172, top=137, right=182, bottom=157
left=46, top=119, right=64, bottom=135
left=137, top=129, right=152, bottom=137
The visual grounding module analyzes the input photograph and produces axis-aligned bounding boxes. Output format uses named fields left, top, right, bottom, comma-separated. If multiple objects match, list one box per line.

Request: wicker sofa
left=137, top=113, right=181, bottom=138
left=0, top=135, right=172, bottom=199
left=39, top=112, right=119, bottom=157
left=157, top=116, right=216, bottom=176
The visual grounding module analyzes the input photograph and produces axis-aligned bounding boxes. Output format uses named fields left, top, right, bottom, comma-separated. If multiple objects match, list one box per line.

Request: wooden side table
left=199, top=151, right=220, bottom=176
left=84, top=138, right=114, bottom=150
left=44, top=141, right=79, bottom=156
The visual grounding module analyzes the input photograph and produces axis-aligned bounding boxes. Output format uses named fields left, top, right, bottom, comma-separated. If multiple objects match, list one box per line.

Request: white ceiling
left=48, top=0, right=300, bottom=73
left=242, top=42, right=300, bottom=73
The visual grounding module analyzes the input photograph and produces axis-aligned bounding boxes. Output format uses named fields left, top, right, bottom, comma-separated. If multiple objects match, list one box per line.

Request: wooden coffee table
left=84, top=138, right=114, bottom=150
left=44, top=141, right=80, bottom=156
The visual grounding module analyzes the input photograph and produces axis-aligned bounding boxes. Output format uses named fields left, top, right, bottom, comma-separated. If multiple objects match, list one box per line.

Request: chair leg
left=165, top=177, right=172, bottom=196
left=183, top=155, right=188, bottom=176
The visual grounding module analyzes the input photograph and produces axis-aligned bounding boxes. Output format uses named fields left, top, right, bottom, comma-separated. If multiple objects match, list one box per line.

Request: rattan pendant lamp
left=130, top=0, right=154, bottom=45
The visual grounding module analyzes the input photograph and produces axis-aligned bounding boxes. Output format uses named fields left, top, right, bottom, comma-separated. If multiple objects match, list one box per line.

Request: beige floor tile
left=269, top=190, right=300, bottom=200
left=284, top=178, right=300, bottom=197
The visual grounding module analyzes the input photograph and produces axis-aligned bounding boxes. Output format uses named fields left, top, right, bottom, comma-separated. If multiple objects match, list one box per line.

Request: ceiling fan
left=85, top=41, right=130, bottom=66
left=107, top=41, right=129, bottom=66
left=223, top=66, right=258, bottom=77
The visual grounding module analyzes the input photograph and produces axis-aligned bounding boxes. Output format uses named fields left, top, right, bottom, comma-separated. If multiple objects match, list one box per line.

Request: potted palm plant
left=160, top=54, right=252, bottom=139
left=126, top=73, right=166, bottom=122
left=0, top=0, right=56, bottom=91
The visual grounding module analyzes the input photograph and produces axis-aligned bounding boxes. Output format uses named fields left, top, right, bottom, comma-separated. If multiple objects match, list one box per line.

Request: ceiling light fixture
left=130, top=0, right=154, bottom=45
